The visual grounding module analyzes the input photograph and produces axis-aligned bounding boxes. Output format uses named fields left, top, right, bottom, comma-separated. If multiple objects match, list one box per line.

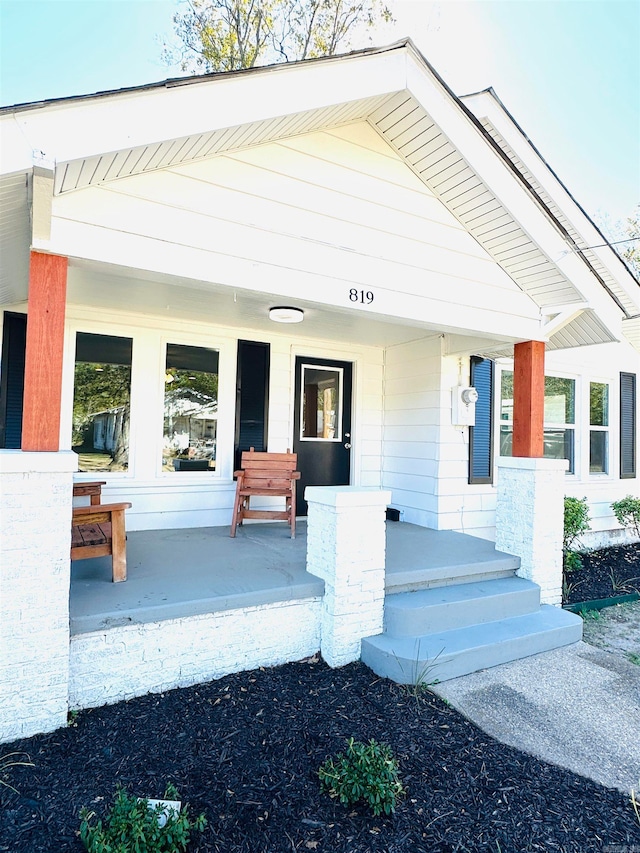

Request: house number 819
left=349, top=289, right=374, bottom=304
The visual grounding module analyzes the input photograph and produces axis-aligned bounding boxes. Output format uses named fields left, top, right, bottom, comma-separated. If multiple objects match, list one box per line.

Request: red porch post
left=512, top=340, right=545, bottom=458
left=21, top=251, right=68, bottom=451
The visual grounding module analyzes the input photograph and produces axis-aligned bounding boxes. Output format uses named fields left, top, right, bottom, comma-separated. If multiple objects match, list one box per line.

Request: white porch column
left=305, top=486, right=391, bottom=668
left=495, top=457, right=568, bottom=606
left=0, top=450, right=77, bottom=742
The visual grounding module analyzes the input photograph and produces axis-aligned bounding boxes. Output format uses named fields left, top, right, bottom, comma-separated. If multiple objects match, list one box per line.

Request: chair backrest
left=239, top=448, right=299, bottom=493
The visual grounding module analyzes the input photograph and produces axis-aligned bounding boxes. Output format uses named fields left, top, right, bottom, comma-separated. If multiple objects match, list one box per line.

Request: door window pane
left=163, top=344, right=219, bottom=472
left=300, top=365, right=342, bottom=440
left=73, top=332, right=132, bottom=472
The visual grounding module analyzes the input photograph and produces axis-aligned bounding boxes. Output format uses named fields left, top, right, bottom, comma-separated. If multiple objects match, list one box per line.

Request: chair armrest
left=72, top=502, right=132, bottom=520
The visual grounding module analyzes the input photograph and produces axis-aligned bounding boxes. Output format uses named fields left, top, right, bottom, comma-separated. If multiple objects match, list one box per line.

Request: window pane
left=301, top=366, right=342, bottom=440
left=500, top=371, right=513, bottom=422
left=590, top=382, right=608, bottom=427
left=499, top=425, right=513, bottom=456
left=73, top=333, right=132, bottom=472
left=590, top=431, right=608, bottom=473
left=544, top=428, right=574, bottom=473
left=544, top=376, right=575, bottom=424
left=163, top=344, right=218, bottom=472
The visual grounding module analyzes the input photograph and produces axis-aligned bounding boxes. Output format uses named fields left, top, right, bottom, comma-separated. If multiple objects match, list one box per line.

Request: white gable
left=1, top=39, right=637, bottom=352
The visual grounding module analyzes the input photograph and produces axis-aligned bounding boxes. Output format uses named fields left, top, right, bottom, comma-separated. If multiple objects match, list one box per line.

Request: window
left=620, top=372, right=637, bottom=478
left=73, top=332, right=133, bottom=472
left=499, top=371, right=575, bottom=473
left=589, top=382, right=609, bottom=473
left=163, top=343, right=219, bottom=472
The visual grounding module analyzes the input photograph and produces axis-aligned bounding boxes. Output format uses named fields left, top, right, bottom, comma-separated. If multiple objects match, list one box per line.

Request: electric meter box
left=452, top=385, right=478, bottom=426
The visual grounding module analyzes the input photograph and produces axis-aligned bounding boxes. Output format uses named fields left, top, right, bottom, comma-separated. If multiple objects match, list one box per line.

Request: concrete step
left=384, top=577, right=541, bottom=637
left=361, top=605, right=584, bottom=685
left=384, top=525, right=521, bottom=594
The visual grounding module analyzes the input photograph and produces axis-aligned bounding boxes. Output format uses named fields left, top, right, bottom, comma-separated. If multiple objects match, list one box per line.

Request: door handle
left=344, top=442, right=352, bottom=449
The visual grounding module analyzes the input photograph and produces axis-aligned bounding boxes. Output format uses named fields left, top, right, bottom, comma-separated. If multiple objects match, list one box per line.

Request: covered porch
left=69, top=520, right=519, bottom=635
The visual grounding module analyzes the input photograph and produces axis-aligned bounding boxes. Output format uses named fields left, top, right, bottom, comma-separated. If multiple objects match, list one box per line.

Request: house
left=1, top=39, right=638, bottom=742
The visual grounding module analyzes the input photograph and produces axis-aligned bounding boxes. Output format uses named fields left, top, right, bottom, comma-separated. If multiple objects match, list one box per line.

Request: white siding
left=382, top=336, right=442, bottom=527
left=50, top=123, right=540, bottom=340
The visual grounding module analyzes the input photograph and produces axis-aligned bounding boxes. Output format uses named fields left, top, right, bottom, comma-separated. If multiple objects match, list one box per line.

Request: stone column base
left=306, top=486, right=391, bottom=667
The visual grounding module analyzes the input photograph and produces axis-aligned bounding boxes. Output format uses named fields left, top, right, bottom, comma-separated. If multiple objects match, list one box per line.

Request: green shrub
left=318, top=738, right=404, bottom=816
left=611, top=496, right=640, bottom=538
left=79, top=784, right=206, bottom=853
left=563, top=496, right=590, bottom=571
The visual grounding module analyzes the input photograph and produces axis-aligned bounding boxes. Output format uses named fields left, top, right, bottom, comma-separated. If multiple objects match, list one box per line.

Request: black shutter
left=469, top=357, right=494, bottom=484
left=0, top=312, right=27, bottom=449
left=620, top=372, right=636, bottom=478
left=235, top=341, right=270, bottom=469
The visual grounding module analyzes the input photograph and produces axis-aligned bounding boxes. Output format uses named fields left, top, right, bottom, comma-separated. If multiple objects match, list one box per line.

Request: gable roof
left=1, top=38, right=638, bottom=351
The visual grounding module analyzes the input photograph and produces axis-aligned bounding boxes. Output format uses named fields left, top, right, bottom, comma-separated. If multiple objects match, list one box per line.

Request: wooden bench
left=230, top=448, right=300, bottom=539
left=73, top=480, right=107, bottom=505
left=71, top=502, right=132, bottom=583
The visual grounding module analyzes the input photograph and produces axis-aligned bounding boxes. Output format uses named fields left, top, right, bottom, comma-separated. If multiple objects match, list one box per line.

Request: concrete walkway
left=433, top=632, right=640, bottom=793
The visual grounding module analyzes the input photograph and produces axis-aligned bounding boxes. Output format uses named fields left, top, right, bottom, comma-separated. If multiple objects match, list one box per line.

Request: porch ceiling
left=68, top=258, right=505, bottom=349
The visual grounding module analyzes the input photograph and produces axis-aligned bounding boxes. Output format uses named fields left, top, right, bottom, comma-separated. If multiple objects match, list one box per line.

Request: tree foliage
left=164, top=0, right=394, bottom=73
left=621, top=204, right=640, bottom=278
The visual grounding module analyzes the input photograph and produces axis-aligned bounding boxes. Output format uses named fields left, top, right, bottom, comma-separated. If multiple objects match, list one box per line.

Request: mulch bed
left=1, top=659, right=638, bottom=853
left=563, top=542, right=640, bottom=605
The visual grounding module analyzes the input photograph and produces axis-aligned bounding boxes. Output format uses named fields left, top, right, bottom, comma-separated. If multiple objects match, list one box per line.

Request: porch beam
left=21, top=251, right=68, bottom=451
left=512, top=340, right=545, bottom=458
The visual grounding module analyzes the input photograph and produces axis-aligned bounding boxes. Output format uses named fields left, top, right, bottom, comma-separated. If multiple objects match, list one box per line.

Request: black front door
left=293, top=356, right=352, bottom=516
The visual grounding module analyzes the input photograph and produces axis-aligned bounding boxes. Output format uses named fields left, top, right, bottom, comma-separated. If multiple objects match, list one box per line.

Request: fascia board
left=463, top=91, right=640, bottom=311
left=3, top=50, right=409, bottom=167
left=404, top=57, right=627, bottom=331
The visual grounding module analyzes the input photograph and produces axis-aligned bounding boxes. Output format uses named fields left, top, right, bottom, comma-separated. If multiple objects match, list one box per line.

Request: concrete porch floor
left=69, top=521, right=516, bottom=635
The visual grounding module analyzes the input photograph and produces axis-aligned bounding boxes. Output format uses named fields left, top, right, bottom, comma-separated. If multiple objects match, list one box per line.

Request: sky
left=0, top=0, right=638, bottom=235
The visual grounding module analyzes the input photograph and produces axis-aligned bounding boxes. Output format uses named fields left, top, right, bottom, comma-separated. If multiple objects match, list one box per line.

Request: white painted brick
left=495, top=458, right=566, bottom=606
left=306, top=487, right=390, bottom=668
left=0, top=453, right=76, bottom=743
left=70, top=598, right=321, bottom=710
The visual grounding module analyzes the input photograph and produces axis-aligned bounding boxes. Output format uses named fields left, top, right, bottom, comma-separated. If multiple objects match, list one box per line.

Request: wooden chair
left=230, top=448, right=300, bottom=538
left=73, top=480, right=107, bottom=505
left=71, top=502, right=132, bottom=582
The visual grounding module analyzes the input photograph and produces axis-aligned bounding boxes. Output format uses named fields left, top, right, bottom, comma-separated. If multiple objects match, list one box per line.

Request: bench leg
left=290, top=482, right=296, bottom=539
left=111, top=510, right=127, bottom=582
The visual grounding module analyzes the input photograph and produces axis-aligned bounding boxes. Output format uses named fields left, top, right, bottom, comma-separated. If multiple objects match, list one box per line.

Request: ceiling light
left=269, top=306, right=304, bottom=324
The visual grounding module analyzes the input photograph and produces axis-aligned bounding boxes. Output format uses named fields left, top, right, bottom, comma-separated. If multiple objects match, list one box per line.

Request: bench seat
left=71, top=502, right=132, bottom=582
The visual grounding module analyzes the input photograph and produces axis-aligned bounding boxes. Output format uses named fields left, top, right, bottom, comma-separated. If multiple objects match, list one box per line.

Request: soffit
left=478, top=117, right=638, bottom=317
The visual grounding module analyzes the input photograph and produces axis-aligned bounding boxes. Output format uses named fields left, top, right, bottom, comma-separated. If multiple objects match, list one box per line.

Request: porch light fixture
left=269, top=306, right=304, bottom=324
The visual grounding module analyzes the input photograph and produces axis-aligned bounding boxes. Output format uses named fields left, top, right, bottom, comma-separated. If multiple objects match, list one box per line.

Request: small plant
left=79, top=783, right=206, bottom=853
left=626, top=652, right=640, bottom=666
left=395, top=642, right=443, bottom=703
left=318, top=738, right=404, bottom=816
left=0, top=752, right=34, bottom=793
left=632, top=781, right=640, bottom=826
left=611, top=496, right=640, bottom=539
left=563, top=496, right=590, bottom=572
left=578, top=607, right=602, bottom=621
